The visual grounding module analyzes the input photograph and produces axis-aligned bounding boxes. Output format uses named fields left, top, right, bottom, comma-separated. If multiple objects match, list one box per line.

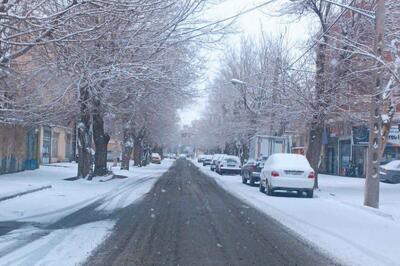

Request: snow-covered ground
left=195, top=161, right=400, bottom=266
left=0, top=161, right=173, bottom=223
left=0, top=220, right=115, bottom=266
left=0, top=160, right=173, bottom=266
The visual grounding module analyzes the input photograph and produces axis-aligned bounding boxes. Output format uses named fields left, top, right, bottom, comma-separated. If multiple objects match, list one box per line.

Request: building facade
left=320, top=119, right=400, bottom=178
left=0, top=124, right=39, bottom=174
left=38, top=126, right=74, bottom=164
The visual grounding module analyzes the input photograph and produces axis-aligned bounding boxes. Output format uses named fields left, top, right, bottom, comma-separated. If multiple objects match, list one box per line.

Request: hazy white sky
left=178, top=0, right=316, bottom=126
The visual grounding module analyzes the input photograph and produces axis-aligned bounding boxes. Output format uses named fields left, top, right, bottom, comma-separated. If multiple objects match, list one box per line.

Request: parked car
left=210, top=154, right=224, bottom=171
left=216, top=155, right=241, bottom=175
left=151, top=153, right=162, bottom=164
left=380, top=160, right=400, bottom=183
left=197, top=155, right=205, bottom=163
left=260, top=153, right=315, bottom=198
left=241, top=157, right=267, bottom=186
left=202, top=155, right=213, bottom=166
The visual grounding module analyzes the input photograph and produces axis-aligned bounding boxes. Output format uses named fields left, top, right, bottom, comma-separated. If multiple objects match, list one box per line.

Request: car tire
left=266, top=182, right=273, bottom=196
left=259, top=181, right=265, bottom=193
left=306, top=189, right=314, bottom=198
left=249, top=176, right=255, bottom=186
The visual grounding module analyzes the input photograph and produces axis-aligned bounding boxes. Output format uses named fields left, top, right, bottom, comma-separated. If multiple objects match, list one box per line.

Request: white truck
left=248, top=135, right=291, bottom=160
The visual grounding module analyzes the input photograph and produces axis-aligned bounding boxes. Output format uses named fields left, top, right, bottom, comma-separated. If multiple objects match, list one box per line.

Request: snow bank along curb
left=0, top=185, right=52, bottom=202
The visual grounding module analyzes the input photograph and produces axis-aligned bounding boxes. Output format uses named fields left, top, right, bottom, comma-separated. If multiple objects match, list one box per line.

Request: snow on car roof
left=223, top=155, right=240, bottom=160
left=382, top=160, right=400, bottom=170
left=269, top=153, right=311, bottom=168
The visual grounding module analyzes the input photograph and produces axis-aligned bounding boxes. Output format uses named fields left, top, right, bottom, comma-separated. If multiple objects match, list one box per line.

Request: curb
left=0, top=185, right=52, bottom=202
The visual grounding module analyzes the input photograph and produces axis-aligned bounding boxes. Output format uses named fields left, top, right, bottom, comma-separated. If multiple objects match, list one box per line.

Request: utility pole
left=364, top=0, right=385, bottom=208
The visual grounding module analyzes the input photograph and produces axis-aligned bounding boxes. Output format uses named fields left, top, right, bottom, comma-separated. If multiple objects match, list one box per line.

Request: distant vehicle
left=216, top=155, right=241, bottom=175
left=179, top=154, right=187, bottom=159
left=202, top=155, right=213, bottom=166
left=151, top=153, right=162, bottom=164
left=197, top=155, right=205, bottom=163
left=260, top=153, right=315, bottom=198
left=249, top=135, right=291, bottom=160
left=241, top=157, right=268, bottom=186
left=210, top=154, right=224, bottom=171
left=165, top=153, right=177, bottom=159
left=380, top=160, right=400, bottom=183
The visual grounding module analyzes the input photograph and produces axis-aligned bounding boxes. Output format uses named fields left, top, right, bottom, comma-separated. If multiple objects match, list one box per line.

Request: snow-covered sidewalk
left=0, top=160, right=173, bottom=223
left=0, top=160, right=173, bottom=266
left=195, top=161, right=400, bottom=266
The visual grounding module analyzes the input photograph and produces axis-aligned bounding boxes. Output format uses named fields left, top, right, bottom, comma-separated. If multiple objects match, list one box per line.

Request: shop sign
left=388, top=125, right=400, bottom=146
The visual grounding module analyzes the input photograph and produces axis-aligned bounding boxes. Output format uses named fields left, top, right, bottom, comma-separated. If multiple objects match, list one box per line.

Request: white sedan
left=260, top=153, right=315, bottom=198
left=217, top=155, right=241, bottom=175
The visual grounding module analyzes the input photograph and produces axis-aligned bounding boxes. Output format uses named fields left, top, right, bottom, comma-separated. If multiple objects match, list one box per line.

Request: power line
left=230, top=0, right=357, bottom=83
left=189, top=0, right=277, bottom=33
left=287, top=0, right=356, bottom=70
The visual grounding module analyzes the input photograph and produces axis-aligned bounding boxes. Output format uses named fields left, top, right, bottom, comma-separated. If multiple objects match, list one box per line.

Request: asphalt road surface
left=87, top=159, right=337, bottom=266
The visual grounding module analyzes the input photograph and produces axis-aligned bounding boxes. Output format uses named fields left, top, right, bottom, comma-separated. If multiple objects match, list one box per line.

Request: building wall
left=0, top=124, right=39, bottom=174
left=39, top=126, right=73, bottom=164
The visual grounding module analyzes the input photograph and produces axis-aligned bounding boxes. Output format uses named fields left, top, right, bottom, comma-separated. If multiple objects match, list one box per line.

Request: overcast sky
left=178, top=0, right=316, bottom=126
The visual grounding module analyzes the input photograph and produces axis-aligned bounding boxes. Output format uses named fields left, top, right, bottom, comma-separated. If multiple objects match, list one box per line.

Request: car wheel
left=242, top=176, right=247, bottom=184
left=259, top=181, right=265, bottom=193
left=249, top=176, right=255, bottom=186
left=306, top=189, right=314, bottom=198
left=266, top=184, right=272, bottom=196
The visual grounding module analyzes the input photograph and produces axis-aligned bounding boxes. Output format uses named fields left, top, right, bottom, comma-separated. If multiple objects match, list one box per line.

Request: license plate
left=284, top=170, right=304, bottom=175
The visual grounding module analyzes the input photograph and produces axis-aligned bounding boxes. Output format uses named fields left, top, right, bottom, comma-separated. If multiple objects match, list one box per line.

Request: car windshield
left=226, top=158, right=238, bottom=164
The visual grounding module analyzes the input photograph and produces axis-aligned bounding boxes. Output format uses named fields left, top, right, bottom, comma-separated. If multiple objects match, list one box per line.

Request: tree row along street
left=86, top=159, right=336, bottom=266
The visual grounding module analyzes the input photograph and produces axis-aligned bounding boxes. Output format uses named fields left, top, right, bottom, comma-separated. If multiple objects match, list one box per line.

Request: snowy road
left=86, top=159, right=336, bottom=266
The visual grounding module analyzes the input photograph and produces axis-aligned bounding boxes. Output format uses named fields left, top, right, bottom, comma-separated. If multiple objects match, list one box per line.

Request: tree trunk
left=121, top=127, right=133, bottom=170
left=306, top=124, right=324, bottom=188
left=77, top=86, right=92, bottom=179
left=133, top=137, right=143, bottom=166
left=93, top=111, right=110, bottom=176
left=305, top=41, right=328, bottom=189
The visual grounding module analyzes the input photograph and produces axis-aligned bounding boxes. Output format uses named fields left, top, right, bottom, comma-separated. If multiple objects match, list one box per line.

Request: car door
left=245, top=159, right=255, bottom=177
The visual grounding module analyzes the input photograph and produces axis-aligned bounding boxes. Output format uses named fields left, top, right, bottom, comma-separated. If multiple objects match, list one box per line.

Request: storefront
left=349, top=124, right=400, bottom=177
left=323, top=122, right=352, bottom=176
left=382, top=125, right=400, bottom=164
left=339, top=139, right=351, bottom=176
left=325, top=136, right=338, bottom=175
